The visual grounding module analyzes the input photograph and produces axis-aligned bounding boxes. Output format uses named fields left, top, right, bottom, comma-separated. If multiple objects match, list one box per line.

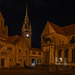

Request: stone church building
left=41, top=21, right=75, bottom=67
left=0, top=5, right=42, bottom=68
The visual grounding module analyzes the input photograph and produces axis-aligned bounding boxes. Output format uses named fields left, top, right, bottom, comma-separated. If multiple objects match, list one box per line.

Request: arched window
left=64, top=49, right=69, bottom=61
left=31, top=58, right=35, bottom=67
left=70, top=36, right=75, bottom=43
left=37, top=59, right=41, bottom=64
left=58, top=50, right=62, bottom=62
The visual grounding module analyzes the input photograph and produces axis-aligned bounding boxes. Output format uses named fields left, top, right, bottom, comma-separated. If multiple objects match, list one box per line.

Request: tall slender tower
left=0, top=12, right=4, bottom=32
left=22, top=4, right=32, bottom=48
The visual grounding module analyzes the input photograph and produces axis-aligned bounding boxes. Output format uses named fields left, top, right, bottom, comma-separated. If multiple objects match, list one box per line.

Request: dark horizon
left=0, top=0, right=75, bottom=49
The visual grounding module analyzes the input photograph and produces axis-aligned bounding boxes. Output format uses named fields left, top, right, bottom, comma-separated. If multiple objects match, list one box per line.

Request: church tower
left=22, top=4, right=32, bottom=48
left=0, top=11, right=8, bottom=38
left=0, top=12, right=4, bottom=32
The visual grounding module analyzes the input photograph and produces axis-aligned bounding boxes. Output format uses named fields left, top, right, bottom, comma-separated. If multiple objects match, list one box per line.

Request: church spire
left=25, top=4, right=29, bottom=21
left=22, top=4, right=32, bottom=47
left=26, top=4, right=28, bottom=17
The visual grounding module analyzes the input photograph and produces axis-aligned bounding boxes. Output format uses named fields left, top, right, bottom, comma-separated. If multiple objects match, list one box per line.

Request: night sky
left=0, top=0, right=75, bottom=49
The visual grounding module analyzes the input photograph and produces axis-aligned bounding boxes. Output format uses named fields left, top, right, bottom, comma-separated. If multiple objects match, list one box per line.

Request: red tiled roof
left=6, top=35, right=21, bottom=44
left=47, top=21, right=75, bottom=36
left=47, top=21, right=66, bottom=35
left=62, top=24, right=75, bottom=35
left=6, top=35, right=29, bottom=48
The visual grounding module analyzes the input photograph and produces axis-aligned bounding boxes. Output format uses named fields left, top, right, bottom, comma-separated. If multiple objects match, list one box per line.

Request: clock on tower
left=26, top=34, right=29, bottom=37
left=22, top=4, right=32, bottom=47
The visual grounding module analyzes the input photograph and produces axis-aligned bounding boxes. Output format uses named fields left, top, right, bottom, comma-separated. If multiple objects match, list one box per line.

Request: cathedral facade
left=41, top=21, right=75, bottom=67
left=0, top=5, right=42, bottom=68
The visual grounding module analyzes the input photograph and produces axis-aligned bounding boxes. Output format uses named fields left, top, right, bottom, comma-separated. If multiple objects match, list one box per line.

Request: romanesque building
left=41, top=21, right=75, bottom=67
left=0, top=5, right=42, bottom=68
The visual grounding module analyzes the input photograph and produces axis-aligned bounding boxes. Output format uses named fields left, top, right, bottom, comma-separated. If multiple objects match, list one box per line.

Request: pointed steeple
left=25, top=4, right=29, bottom=21
left=22, top=4, right=30, bottom=33
left=26, top=4, right=28, bottom=17
left=22, top=4, right=32, bottom=47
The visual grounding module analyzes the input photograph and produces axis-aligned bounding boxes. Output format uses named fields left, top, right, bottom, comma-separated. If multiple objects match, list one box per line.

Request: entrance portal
left=31, top=58, right=35, bottom=67
left=1, top=58, right=5, bottom=67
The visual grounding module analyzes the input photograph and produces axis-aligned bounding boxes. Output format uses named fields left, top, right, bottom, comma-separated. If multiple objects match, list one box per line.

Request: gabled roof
left=6, top=35, right=21, bottom=44
left=62, top=24, right=75, bottom=35
left=6, top=35, right=30, bottom=47
left=47, top=21, right=66, bottom=35
left=47, top=21, right=75, bottom=36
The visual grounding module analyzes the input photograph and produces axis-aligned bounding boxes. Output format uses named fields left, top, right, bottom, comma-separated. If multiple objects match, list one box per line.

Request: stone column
left=55, top=49, right=58, bottom=65
left=5, top=58, right=6, bottom=67
left=68, top=48, right=72, bottom=65
left=6, top=57, right=9, bottom=68
left=35, top=58, right=37, bottom=65
left=61, top=50, right=65, bottom=65
left=49, top=46, right=52, bottom=64
left=52, top=46, right=55, bottom=64
left=49, top=45, right=56, bottom=71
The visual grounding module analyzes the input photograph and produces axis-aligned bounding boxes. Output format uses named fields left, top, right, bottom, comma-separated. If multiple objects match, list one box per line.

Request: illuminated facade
left=0, top=5, right=42, bottom=68
left=41, top=21, right=75, bottom=67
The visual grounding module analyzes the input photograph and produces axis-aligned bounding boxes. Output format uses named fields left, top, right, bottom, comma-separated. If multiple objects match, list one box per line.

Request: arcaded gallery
left=41, top=21, right=75, bottom=67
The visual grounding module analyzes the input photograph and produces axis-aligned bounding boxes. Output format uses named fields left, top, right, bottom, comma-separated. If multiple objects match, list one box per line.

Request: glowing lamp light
left=59, top=58, right=62, bottom=61
left=26, top=34, right=29, bottom=37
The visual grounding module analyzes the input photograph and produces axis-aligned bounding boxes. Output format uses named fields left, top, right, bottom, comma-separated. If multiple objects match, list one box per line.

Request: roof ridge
left=9, top=34, right=18, bottom=37
left=62, top=24, right=75, bottom=28
left=47, top=21, right=66, bottom=35
left=47, top=21, right=62, bottom=27
left=11, top=35, right=19, bottom=43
